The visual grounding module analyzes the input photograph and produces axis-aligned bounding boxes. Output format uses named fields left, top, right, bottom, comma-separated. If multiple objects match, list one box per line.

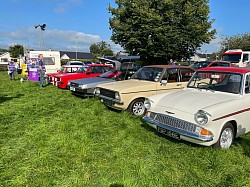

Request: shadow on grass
left=109, top=184, right=124, bottom=187
left=235, top=137, right=250, bottom=158
left=0, top=94, right=24, bottom=104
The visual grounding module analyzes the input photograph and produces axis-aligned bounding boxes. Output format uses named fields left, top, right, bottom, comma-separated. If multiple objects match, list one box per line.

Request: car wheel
left=128, top=98, right=145, bottom=116
left=214, top=123, right=235, bottom=149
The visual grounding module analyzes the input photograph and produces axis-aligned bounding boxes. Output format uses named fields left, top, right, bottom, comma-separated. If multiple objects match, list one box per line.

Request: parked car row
left=45, top=61, right=250, bottom=149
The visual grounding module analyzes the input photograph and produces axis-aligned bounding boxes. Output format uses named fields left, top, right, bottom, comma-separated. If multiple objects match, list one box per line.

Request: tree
left=220, top=33, right=250, bottom=52
left=9, top=44, right=24, bottom=58
left=89, top=41, right=114, bottom=57
left=108, top=0, right=216, bottom=65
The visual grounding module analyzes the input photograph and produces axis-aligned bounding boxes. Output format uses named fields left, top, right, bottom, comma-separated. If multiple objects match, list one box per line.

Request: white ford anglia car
left=143, top=67, right=250, bottom=148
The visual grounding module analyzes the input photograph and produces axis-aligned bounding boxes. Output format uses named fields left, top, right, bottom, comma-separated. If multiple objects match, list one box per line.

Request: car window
left=188, top=72, right=242, bottom=94
left=131, top=67, right=163, bottom=81
left=162, top=68, right=179, bottom=82
left=245, top=75, right=250, bottom=94
left=179, top=68, right=194, bottom=82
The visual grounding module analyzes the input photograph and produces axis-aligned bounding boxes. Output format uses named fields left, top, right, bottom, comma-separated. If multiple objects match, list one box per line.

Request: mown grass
left=0, top=71, right=250, bottom=187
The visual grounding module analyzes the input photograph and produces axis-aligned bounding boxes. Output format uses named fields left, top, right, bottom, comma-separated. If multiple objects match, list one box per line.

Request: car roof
left=198, top=67, right=250, bottom=74
left=143, top=65, right=192, bottom=69
left=62, top=65, right=86, bottom=68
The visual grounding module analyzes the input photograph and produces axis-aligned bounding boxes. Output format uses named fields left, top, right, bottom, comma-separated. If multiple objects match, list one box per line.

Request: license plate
left=157, top=126, right=180, bottom=140
left=70, top=87, right=75, bottom=91
left=103, top=99, right=114, bottom=106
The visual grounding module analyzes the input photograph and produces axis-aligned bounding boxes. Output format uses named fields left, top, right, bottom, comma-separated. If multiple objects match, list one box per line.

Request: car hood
left=153, top=88, right=239, bottom=115
left=72, top=77, right=116, bottom=88
left=97, top=79, right=156, bottom=93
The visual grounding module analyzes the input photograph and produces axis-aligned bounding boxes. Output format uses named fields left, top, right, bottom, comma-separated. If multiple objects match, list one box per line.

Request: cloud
left=54, top=0, right=83, bottom=14
left=201, top=35, right=223, bottom=53
left=0, top=27, right=122, bottom=53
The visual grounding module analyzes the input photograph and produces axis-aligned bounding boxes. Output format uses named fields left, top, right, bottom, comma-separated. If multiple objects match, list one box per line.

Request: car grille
left=70, top=82, right=79, bottom=87
left=149, top=112, right=196, bottom=133
left=100, top=88, right=116, bottom=99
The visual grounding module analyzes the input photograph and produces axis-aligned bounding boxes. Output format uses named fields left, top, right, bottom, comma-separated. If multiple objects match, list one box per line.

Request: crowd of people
left=7, top=54, right=46, bottom=88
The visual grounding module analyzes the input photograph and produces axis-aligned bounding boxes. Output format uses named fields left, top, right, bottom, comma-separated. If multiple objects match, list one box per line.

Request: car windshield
left=76, top=66, right=88, bottom=73
left=188, top=71, right=242, bottom=94
left=222, top=54, right=241, bottom=63
left=100, top=69, right=117, bottom=78
left=191, top=61, right=210, bottom=69
left=131, top=67, right=163, bottom=82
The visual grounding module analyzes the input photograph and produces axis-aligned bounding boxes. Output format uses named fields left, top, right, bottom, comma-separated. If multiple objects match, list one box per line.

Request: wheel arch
left=127, top=97, right=146, bottom=109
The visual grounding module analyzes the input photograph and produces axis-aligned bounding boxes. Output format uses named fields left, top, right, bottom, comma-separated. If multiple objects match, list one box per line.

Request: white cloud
left=0, top=27, right=122, bottom=53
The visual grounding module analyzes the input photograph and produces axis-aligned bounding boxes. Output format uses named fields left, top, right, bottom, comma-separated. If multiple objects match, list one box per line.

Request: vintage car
left=68, top=69, right=126, bottom=97
left=46, top=64, right=84, bottom=84
left=190, top=60, right=231, bottom=70
left=143, top=67, right=250, bottom=148
left=95, top=65, right=194, bottom=115
left=55, top=64, right=114, bottom=89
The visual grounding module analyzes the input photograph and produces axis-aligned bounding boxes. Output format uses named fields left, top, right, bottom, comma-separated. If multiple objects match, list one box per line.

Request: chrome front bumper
left=143, top=116, right=213, bottom=142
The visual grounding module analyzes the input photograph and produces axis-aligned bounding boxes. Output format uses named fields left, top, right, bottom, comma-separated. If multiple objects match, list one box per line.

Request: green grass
left=0, top=71, right=250, bottom=187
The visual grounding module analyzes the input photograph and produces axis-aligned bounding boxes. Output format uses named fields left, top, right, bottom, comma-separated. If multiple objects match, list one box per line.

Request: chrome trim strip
left=96, top=94, right=124, bottom=104
left=143, top=116, right=213, bottom=142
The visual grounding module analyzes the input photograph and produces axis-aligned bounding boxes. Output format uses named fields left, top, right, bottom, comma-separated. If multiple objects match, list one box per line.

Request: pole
left=76, top=36, right=78, bottom=60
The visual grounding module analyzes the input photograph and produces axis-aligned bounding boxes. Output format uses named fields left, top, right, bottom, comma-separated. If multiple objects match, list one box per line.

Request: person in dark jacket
left=38, top=54, right=46, bottom=88
left=7, top=58, right=16, bottom=80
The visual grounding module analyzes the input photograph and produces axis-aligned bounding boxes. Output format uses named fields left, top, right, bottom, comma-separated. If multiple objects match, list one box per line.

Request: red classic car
left=46, top=65, right=84, bottom=84
left=55, top=64, right=114, bottom=89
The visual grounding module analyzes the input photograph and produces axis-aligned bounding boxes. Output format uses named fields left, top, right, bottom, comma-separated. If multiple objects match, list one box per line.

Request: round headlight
left=115, top=92, right=120, bottom=100
left=95, top=88, right=100, bottom=95
left=194, top=110, right=211, bottom=125
left=144, top=98, right=152, bottom=110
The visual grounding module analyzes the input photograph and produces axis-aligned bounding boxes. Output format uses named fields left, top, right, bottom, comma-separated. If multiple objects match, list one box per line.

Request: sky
left=0, top=0, right=249, bottom=54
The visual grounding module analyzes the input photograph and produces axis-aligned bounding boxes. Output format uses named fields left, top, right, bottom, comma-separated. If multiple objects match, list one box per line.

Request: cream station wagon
left=143, top=67, right=250, bottom=148
left=95, top=65, right=194, bottom=115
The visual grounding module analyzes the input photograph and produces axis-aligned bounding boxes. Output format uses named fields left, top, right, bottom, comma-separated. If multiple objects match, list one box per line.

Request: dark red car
left=55, top=64, right=114, bottom=89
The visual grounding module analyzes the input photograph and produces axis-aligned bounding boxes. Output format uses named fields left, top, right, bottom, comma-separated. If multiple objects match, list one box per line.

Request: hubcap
left=220, top=127, right=233, bottom=148
left=132, top=101, right=145, bottom=116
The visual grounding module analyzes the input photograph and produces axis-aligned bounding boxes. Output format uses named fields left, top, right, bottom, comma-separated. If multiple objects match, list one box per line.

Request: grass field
left=0, top=71, right=250, bottom=187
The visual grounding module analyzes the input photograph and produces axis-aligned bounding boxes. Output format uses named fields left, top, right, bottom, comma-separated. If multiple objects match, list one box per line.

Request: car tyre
left=214, top=122, right=235, bottom=149
left=128, top=98, right=145, bottom=116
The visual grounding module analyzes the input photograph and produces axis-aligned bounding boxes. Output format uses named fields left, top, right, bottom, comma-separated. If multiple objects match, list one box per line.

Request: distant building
left=189, top=53, right=211, bottom=63
left=0, top=52, right=11, bottom=63
left=60, top=51, right=94, bottom=60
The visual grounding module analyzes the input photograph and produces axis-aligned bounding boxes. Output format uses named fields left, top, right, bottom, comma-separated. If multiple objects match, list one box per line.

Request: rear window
left=44, top=57, right=55, bottom=65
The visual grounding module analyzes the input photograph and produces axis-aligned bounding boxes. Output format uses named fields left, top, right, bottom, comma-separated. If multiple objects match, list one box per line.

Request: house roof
left=196, top=53, right=211, bottom=58
left=59, top=51, right=94, bottom=60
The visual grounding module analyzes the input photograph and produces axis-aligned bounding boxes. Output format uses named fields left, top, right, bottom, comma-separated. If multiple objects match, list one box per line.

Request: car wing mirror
left=160, top=80, right=168, bottom=85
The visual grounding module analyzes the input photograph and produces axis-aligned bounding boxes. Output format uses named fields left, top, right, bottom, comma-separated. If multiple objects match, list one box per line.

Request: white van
left=222, top=49, right=250, bottom=67
left=28, top=51, right=61, bottom=73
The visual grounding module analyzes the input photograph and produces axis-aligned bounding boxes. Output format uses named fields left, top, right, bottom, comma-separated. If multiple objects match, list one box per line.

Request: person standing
left=25, top=58, right=31, bottom=80
left=7, top=58, right=16, bottom=80
left=38, top=54, right=46, bottom=88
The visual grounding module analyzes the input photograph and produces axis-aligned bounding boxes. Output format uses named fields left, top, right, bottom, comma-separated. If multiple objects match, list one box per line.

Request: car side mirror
left=160, top=80, right=168, bottom=85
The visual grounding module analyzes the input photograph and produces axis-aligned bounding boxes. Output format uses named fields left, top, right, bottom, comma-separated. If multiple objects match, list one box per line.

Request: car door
left=156, top=68, right=194, bottom=94
left=242, top=73, right=250, bottom=135
left=156, top=68, right=183, bottom=94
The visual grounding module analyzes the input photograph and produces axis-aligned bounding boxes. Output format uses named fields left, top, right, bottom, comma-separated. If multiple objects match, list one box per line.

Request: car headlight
left=79, top=84, right=87, bottom=89
left=115, top=92, right=120, bottom=100
left=194, top=110, right=211, bottom=125
left=67, top=81, right=71, bottom=86
left=144, top=98, right=153, bottom=110
left=95, top=88, right=100, bottom=95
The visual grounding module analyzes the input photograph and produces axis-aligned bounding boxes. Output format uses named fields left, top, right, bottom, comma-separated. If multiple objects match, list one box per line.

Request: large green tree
left=108, top=0, right=216, bottom=65
left=9, top=44, right=24, bottom=58
left=89, top=41, right=114, bottom=57
left=220, top=33, right=250, bottom=52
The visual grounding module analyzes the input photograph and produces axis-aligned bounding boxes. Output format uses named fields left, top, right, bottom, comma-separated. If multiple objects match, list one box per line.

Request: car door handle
left=177, top=84, right=182, bottom=86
